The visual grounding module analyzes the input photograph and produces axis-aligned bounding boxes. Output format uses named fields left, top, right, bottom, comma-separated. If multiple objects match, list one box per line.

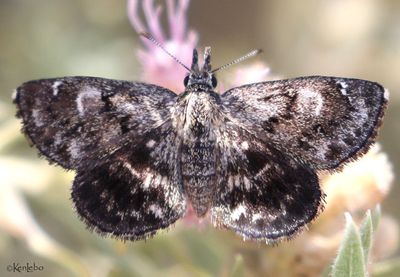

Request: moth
left=14, top=33, right=388, bottom=243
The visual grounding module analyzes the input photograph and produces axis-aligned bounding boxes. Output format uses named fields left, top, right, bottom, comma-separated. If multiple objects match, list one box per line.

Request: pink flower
left=127, top=0, right=198, bottom=92
left=126, top=0, right=272, bottom=94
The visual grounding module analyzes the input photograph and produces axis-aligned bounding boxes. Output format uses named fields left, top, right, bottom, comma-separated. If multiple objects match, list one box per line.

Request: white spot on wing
left=116, top=211, right=125, bottom=220
left=12, top=89, right=18, bottom=101
left=297, top=89, right=324, bottom=116
left=231, top=204, right=247, bottom=221
left=130, top=210, right=140, bottom=218
left=76, top=86, right=101, bottom=116
left=154, top=175, right=162, bottom=186
left=149, top=204, right=163, bottom=218
left=32, top=109, right=44, bottom=127
left=241, top=141, right=249, bottom=150
left=68, top=139, right=80, bottom=159
left=143, top=173, right=152, bottom=190
left=100, top=191, right=107, bottom=199
left=146, top=139, right=156, bottom=148
left=338, top=81, right=349, bottom=96
left=234, top=175, right=241, bottom=187
left=123, top=162, right=140, bottom=178
left=384, top=88, right=390, bottom=101
left=119, top=102, right=136, bottom=113
left=252, top=213, right=263, bottom=222
left=256, top=163, right=271, bottom=179
left=243, top=176, right=251, bottom=190
left=159, top=176, right=168, bottom=188
left=52, top=81, right=63, bottom=96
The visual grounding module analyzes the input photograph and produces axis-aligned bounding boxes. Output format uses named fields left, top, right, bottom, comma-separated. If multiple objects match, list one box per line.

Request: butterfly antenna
left=139, top=32, right=192, bottom=72
left=211, top=49, right=263, bottom=73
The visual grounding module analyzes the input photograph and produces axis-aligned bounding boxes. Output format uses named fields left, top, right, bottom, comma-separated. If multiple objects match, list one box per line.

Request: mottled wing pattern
left=72, top=122, right=186, bottom=240
left=221, top=76, right=388, bottom=170
left=15, top=77, right=186, bottom=240
left=14, top=77, right=176, bottom=169
left=212, top=121, right=323, bottom=241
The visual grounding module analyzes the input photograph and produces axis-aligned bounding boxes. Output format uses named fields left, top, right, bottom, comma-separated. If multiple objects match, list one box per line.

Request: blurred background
left=0, top=0, right=399, bottom=276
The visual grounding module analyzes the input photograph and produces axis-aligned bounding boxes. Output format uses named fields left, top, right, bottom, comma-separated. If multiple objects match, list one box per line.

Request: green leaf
left=371, top=204, right=381, bottom=231
left=331, top=213, right=366, bottom=277
left=360, top=210, right=373, bottom=265
left=359, top=206, right=381, bottom=267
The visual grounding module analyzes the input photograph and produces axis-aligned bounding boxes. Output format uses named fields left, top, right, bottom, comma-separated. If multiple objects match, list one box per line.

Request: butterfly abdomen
left=181, top=140, right=216, bottom=216
left=176, top=91, right=220, bottom=216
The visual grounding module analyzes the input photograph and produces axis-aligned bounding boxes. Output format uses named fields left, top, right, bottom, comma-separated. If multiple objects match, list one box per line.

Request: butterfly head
left=184, top=47, right=218, bottom=90
left=138, top=32, right=261, bottom=91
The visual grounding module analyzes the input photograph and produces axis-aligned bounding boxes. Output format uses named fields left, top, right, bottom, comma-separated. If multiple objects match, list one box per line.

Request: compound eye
left=183, top=75, right=189, bottom=86
left=211, top=75, right=218, bottom=88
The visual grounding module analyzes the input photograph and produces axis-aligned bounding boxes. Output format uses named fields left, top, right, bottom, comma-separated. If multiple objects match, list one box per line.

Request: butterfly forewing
left=14, top=77, right=177, bottom=169
left=221, top=76, right=387, bottom=170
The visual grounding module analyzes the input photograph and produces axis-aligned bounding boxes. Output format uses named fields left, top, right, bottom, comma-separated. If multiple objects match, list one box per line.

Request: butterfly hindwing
left=14, top=76, right=177, bottom=169
left=212, top=122, right=323, bottom=241
left=222, top=76, right=387, bottom=170
left=72, top=122, right=186, bottom=240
